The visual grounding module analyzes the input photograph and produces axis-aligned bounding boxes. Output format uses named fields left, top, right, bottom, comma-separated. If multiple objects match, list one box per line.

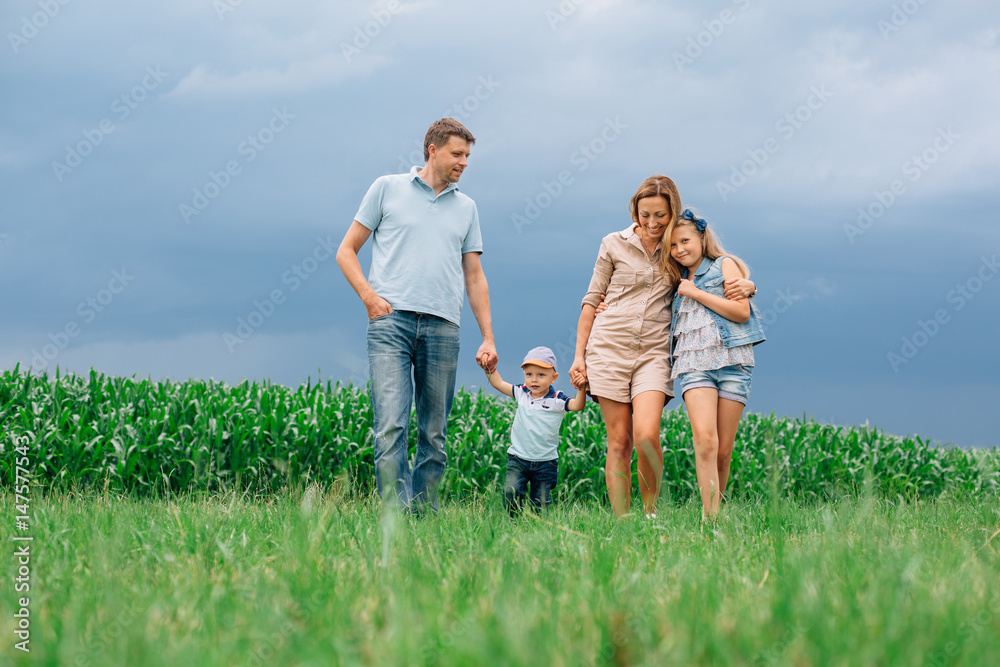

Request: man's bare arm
left=336, top=221, right=392, bottom=319
left=463, top=252, right=497, bottom=372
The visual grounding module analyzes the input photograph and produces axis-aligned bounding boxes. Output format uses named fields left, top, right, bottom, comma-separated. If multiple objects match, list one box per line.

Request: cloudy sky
left=3, top=0, right=998, bottom=448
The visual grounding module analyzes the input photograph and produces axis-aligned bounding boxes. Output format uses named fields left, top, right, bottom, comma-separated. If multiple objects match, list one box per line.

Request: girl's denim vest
left=669, top=256, right=766, bottom=359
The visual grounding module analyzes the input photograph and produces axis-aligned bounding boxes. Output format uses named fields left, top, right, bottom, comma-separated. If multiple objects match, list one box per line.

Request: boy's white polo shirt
left=509, top=384, right=571, bottom=462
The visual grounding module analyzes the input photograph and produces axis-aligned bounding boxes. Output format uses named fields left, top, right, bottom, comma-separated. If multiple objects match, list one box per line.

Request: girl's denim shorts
left=676, top=364, right=753, bottom=405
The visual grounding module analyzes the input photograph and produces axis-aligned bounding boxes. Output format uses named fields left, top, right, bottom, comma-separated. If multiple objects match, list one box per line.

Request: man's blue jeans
left=367, top=310, right=459, bottom=511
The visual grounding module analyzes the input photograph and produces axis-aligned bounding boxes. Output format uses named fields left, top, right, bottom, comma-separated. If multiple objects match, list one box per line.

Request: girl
left=665, top=209, right=765, bottom=519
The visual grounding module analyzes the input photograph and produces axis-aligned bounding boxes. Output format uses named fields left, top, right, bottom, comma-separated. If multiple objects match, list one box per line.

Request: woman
left=568, top=175, right=756, bottom=517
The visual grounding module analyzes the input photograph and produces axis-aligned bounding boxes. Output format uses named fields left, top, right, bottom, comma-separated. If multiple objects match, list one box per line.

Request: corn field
left=1, top=367, right=997, bottom=501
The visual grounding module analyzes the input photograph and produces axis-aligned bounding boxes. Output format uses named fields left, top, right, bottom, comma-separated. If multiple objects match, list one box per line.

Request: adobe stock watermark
left=12, top=431, right=34, bottom=654
left=843, top=127, right=958, bottom=244
left=28, top=268, right=136, bottom=371
left=583, top=613, right=650, bottom=667
left=924, top=592, right=1000, bottom=667
left=71, top=603, right=142, bottom=666
left=7, top=0, right=73, bottom=54
left=244, top=591, right=324, bottom=666
left=545, top=0, right=589, bottom=31
left=51, top=65, right=169, bottom=183
left=756, top=288, right=803, bottom=334
left=440, top=75, right=501, bottom=127
left=673, top=0, right=752, bottom=73
left=716, top=84, right=833, bottom=201
left=393, top=75, right=501, bottom=173
left=512, top=117, right=628, bottom=233
left=179, top=107, right=295, bottom=223
left=420, top=615, right=478, bottom=664
left=213, top=0, right=246, bottom=20
left=340, top=0, right=403, bottom=63
left=878, top=0, right=932, bottom=39
left=752, top=623, right=809, bottom=667
left=887, top=254, right=997, bottom=373
left=223, top=235, right=338, bottom=352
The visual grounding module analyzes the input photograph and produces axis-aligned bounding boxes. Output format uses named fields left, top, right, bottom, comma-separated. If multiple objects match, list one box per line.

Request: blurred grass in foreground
left=0, top=490, right=998, bottom=666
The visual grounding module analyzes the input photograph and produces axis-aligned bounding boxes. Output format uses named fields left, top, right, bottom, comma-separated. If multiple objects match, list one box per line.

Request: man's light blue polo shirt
left=354, top=166, right=483, bottom=326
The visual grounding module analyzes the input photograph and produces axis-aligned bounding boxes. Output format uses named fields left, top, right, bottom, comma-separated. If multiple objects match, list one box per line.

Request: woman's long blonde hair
left=662, top=211, right=750, bottom=287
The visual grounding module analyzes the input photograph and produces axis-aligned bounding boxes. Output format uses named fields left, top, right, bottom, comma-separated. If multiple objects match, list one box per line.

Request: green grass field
left=2, top=490, right=999, bottom=666
left=2, top=369, right=999, bottom=665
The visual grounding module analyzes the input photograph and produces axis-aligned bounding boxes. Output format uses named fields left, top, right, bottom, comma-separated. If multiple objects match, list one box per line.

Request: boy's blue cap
left=521, top=346, right=557, bottom=372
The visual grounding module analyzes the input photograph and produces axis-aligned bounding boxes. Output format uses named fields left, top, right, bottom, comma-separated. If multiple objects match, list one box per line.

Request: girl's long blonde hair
left=662, top=211, right=750, bottom=287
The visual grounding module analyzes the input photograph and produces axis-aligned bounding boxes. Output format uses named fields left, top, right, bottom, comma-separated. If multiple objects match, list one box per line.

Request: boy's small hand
left=568, top=358, right=587, bottom=390
left=476, top=343, right=498, bottom=373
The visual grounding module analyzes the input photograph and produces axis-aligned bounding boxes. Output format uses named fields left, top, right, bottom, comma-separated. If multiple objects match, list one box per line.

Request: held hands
left=477, top=347, right=498, bottom=374
left=478, top=352, right=492, bottom=374
left=568, top=357, right=587, bottom=390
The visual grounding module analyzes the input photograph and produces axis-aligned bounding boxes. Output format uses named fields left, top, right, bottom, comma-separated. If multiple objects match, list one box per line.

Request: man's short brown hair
left=424, top=118, right=476, bottom=161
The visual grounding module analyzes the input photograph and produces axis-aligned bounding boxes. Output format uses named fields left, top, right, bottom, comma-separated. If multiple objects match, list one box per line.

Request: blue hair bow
left=681, top=208, right=707, bottom=232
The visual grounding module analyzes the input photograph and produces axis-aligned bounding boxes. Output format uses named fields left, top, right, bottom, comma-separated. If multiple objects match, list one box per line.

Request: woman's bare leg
left=598, top=397, right=634, bottom=517
left=632, top=390, right=667, bottom=515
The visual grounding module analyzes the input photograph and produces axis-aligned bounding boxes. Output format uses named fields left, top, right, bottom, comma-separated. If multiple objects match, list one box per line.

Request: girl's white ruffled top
left=670, top=295, right=754, bottom=378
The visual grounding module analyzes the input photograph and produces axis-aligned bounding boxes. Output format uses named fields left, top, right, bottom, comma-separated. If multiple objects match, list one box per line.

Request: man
left=336, top=118, right=497, bottom=512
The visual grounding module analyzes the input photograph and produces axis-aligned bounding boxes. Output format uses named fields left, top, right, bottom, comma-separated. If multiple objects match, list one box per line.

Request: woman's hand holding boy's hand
left=568, top=357, right=588, bottom=390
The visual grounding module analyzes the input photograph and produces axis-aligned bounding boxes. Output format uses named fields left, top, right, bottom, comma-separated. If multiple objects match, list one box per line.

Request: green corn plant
left=1, top=366, right=997, bottom=502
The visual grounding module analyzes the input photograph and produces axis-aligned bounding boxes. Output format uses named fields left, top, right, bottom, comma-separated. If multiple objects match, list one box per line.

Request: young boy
left=482, top=346, right=587, bottom=515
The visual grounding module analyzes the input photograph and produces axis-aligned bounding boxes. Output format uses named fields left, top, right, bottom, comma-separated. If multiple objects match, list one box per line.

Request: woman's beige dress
left=581, top=225, right=675, bottom=403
